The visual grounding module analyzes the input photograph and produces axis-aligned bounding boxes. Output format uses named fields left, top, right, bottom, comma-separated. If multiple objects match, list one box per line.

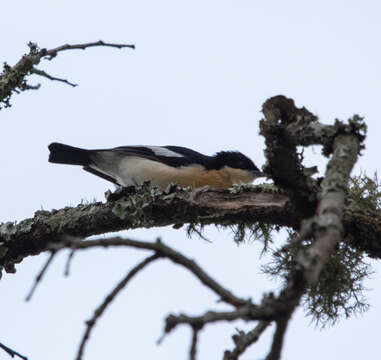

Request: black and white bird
left=48, top=142, right=265, bottom=189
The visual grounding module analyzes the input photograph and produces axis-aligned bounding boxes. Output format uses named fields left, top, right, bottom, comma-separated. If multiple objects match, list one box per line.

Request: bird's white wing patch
left=146, top=146, right=184, bottom=158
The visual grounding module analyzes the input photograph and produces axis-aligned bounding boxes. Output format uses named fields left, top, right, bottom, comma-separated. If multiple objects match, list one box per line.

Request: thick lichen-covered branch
left=0, top=181, right=380, bottom=274
left=0, top=184, right=295, bottom=273
left=259, top=96, right=366, bottom=216
left=259, top=117, right=364, bottom=360
left=260, top=96, right=321, bottom=211
left=0, top=40, right=134, bottom=109
left=253, top=96, right=367, bottom=360
left=298, top=134, right=360, bottom=284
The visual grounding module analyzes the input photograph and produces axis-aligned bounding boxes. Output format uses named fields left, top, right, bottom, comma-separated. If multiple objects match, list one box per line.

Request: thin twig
left=44, top=40, right=135, bottom=59
left=223, top=321, right=271, bottom=360
left=189, top=327, right=200, bottom=360
left=164, top=306, right=256, bottom=335
left=0, top=341, right=28, bottom=360
left=31, top=68, right=77, bottom=87
left=75, top=254, right=159, bottom=360
left=64, top=249, right=76, bottom=277
left=25, top=250, right=57, bottom=302
left=55, top=236, right=248, bottom=308
left=265, top=316, right=290, bottom=360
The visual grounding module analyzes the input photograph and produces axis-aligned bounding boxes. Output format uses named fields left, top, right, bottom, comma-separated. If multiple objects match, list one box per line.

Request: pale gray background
left=1, top=1, right=380, bottom=359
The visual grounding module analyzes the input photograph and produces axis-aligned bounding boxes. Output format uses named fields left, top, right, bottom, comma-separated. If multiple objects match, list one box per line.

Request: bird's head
left=214, top=151, right=266, bottom=178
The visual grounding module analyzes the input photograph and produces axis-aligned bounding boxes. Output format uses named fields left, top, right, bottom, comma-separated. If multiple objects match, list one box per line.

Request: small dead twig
left=64, top=248, right=76, bottom=277
left=75, top=254, right=159, bottom=360
left=31, top=68, right=78, bottom=87
left=25, top=250, right=57, bottom=302
left=189, top=327, right=201, bottom=360
left=265, top=316, right=290, bottom=360
left=0, top=341, right=28, bottom=360
left=44, top=40, right=135, bottom=59
left=223, top=321, right=271, bottom=360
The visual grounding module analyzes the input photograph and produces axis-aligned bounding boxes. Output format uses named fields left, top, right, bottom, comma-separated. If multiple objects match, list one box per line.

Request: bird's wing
left=111, top=145, right=210, bottom=168
left=83, top=166, right=120, bottom=185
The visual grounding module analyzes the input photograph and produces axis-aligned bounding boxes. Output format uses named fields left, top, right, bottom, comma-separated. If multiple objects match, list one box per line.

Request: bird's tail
left=48, top=142, right=92, bottom=166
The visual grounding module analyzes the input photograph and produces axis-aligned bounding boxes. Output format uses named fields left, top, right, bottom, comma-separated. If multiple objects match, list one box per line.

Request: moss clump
left=347, top=172, right=381, bottom=215
left=262, top=231, right=372, bottom=326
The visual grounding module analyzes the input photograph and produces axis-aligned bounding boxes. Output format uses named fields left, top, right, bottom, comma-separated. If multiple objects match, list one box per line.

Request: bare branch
left=44, top=40, right=135, bottom=59
left=189, top=327, right=201, bottom=360
left=164, top=309, right=250, bottom=334
left=0, top=40, right=134, bottom=109
left=25, top=250, right=57, bottom=302
left=0, top=341, right=28, bottom=360
left=64, top=248, right=76, bottom=277
left=265, top=316, right=290, bottom=360
left=223, top=321, right=270, bottom=360
left=31, top=68, right=77, bottom=87
left=76, top=254, right=159, bottom=360
left=162, top=294, right=297, bottom=338
left=54, top=236, right=248, bottom=308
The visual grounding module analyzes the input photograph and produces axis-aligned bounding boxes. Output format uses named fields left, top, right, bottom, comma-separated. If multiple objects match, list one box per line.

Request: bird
left=48, top=142, right=265, bottom=189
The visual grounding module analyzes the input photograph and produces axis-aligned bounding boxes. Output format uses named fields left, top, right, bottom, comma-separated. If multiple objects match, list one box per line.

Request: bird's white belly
left=117, top=156, right=177, bottom=187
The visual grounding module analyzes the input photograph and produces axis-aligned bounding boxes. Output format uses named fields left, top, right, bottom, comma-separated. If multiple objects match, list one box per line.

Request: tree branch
left=25, top=250, right=57, bottom=301
left=44, top=40, right=134, bottom=59
left=75, top=254, right=159, bottom=360
left=265, top=316, right=290, bottom=360
left=260, top=96, right=320, bottom=212
left=0, top=341, right=28, bottom=360
left=43, top=235, right=270, bottom=358
left=51, top=236, right=248, bottom=308
left=223, top=321, right=271, bottom=360
left=189, top=326, right=201, bottom=360
left=254, top=105, right=365, bottom=359
left=31, top=68, right=78, bottom=87
left=0, top=185, right=296, bottom=272
left=1, top=183, right=380, bottom=274
left=299, top=133, right=360, bottom=284
left=0, top=40, right=134, bottom=109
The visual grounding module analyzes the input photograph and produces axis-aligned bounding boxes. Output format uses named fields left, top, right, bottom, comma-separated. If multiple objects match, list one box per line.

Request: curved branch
left=76, top=254, right=158, bottom=360
left=259, top=96, right=366, bottom=216
left=52, top=236, right=248, bottom=308
left=260, top=96, right=320, bottom=211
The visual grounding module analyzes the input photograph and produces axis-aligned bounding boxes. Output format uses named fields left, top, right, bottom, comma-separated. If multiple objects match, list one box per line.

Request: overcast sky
left=1, top=1, right=381, bottom=359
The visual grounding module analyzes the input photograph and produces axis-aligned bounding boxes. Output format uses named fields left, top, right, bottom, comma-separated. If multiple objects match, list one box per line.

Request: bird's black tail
left=48, top=142, right=92, bottom=166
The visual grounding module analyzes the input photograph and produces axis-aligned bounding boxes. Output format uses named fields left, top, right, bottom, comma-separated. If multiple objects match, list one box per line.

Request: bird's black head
left=213, top=151, right=264, bottom=176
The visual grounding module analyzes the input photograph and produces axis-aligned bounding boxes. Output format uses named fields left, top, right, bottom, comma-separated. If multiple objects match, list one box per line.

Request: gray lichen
left=262, top=232, right=372, bottom=326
